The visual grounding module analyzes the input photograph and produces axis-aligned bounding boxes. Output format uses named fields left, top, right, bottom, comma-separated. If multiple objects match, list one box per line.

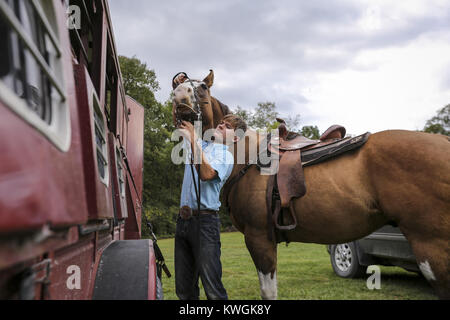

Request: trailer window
left=0, top=0, right=70, bottom=152
left=93, top=94, right=109, bottom=186
left=104, top=42, right=116, bottom=132
left=116, top=148, right=125, bottom=198
left=0, top=17, right=11, bottom=77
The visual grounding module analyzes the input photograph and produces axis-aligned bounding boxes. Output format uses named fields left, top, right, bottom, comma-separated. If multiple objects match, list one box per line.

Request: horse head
left=171, top=70, right=231, bottom=133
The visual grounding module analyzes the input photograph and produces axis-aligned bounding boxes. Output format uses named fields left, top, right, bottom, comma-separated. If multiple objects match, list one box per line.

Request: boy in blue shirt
left=175, top=114, right=247, bottom=300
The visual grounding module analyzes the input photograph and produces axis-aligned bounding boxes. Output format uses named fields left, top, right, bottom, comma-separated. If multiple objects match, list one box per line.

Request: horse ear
left=203, top=70, right=214, bottom=88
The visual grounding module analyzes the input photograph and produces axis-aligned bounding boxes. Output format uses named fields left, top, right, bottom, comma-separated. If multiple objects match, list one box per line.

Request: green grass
left=157, top=232, right=437, bottom=300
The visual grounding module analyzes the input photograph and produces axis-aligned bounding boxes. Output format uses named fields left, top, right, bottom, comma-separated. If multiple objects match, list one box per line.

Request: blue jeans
left=175, top=213, right=228, bottom=300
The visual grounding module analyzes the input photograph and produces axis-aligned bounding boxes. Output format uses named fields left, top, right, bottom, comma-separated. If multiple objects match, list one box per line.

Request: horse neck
left=222, top=129, right=261, bottom=206
left=210, top=96, right=230, bottom=127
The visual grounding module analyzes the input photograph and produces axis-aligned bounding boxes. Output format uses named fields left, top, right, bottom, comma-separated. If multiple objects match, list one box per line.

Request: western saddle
left=263, top=118, right=371, bottom=240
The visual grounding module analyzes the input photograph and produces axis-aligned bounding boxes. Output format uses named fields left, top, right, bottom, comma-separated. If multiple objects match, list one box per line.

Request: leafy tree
left=249, top=102, right=279, bottom=130
left=234, top=106, right=252, bottom=123
left=424, top=104, right=449, bottom=136
left=285, top=114, right=301, bottom=132
left=301, top=125, right=320, bottom=139
left=119, top=55, right=160, bottom=95
left=233, top=103, right=320, bottom=139
left=234, top=102, right=280, bottom=131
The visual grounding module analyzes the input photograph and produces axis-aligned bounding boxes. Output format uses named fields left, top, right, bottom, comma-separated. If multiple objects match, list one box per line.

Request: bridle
left=172, top=72, right=203, bottom=126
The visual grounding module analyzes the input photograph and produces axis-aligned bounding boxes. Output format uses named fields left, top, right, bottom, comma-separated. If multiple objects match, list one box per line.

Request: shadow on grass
left=380, top=271, right=434, bottom=293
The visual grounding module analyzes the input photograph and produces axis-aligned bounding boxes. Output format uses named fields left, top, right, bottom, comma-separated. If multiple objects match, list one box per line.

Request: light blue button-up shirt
left=180, top=139, right=234, bottom=211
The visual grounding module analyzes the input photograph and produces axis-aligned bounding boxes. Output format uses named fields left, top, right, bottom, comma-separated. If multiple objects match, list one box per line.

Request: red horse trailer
left=0, top=0, right=166, bottom=299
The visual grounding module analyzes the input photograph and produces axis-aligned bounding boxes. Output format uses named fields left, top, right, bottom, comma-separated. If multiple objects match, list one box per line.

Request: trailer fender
left=92, top=240, right=157, bottom=300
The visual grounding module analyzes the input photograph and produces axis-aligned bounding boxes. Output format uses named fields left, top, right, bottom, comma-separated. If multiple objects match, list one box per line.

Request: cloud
left=109, top=0, right=450, bottom=133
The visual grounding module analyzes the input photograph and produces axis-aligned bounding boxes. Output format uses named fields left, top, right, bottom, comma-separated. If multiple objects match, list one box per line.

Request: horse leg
left=244, top=229, right=278, bottom=300
left=400, top=211, right=450, bottom=299
left=405, top=237, right=450, bottom=299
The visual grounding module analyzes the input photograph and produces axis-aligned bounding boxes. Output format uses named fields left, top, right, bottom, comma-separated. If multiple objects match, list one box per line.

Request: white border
left=0, top=80, right=71, bottom=152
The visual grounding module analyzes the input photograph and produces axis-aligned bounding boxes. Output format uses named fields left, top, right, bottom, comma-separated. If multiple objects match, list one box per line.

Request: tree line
left=119, top=55, right=450, bottom=238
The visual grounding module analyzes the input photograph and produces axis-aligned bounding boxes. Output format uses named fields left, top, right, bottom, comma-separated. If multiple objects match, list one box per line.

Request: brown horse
left=170, top=71, right=450, bottom=300
left=225, top=128, right=450, bottom=300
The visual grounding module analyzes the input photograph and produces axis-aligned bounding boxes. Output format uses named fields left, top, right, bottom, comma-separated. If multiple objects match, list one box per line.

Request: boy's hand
left=173, top=73, right=188, bottom=87
left=179, top=121, right=196, bottom=143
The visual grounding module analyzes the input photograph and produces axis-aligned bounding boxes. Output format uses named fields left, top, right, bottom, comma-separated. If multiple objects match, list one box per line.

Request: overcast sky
left=109, top=0, right=450, bottom=134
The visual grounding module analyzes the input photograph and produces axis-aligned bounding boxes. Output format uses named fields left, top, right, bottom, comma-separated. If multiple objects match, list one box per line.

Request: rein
left=172, top=73, right=203, bottom=215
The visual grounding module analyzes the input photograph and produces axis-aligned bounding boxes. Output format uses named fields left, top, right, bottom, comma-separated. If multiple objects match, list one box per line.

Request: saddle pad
left=301, top=132, right=371, bottom=167
left=277, top=149, right=306, bottom=208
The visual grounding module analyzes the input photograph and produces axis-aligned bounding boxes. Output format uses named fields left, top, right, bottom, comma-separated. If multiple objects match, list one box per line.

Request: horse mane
left=216, top=99, right=232, bottom=116
left=210, top=96, right=232, bottom=115
left=206, top=96, right=233, bottom=129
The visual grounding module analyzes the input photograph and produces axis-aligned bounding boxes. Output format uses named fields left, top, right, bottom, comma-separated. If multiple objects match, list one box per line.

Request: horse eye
left=201, top=83, right=208, bottom=90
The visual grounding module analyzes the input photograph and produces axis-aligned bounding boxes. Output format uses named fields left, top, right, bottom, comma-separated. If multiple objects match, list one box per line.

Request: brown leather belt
left=179, top=206, right=218, bottom=220
left=192, top=209, right=218, bottom=216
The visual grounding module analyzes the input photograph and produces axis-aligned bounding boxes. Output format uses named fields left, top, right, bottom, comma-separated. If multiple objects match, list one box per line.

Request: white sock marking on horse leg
left=419, top=260, right=437, bottom=281
left=257, top=271, right=277, bottom=300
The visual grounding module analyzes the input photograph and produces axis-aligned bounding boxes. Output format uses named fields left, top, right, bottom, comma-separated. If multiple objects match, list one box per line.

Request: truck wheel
left=330, top=242, right=367, bottom=278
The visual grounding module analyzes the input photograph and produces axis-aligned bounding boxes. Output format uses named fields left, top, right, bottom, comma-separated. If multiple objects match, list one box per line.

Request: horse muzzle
left=174, top=100, right=201, bottom=125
